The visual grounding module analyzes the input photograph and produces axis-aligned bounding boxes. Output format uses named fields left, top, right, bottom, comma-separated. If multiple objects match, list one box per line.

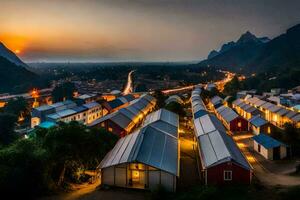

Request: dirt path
left=177, top=122, right=200, bottom=189
left=234, top=133, right=300, bottom=186
left=40, top=180, right=149, bottom=200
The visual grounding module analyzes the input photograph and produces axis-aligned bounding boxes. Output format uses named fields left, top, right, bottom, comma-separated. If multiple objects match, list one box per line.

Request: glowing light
left=15, top=49, right=20, bottom=54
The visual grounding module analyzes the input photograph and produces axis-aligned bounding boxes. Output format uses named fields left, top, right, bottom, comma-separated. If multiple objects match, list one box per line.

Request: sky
left=0, top=0, right=300, bottom=62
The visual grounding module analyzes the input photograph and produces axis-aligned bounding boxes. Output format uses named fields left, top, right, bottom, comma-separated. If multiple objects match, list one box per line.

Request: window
left=238, top=121, right=242, bottom=128
left=108, top=127, right=113, bottom=132
left=267, top=126, right=271, bottom=134
left=224, top=170, right=232, bottom=181
left=258, top=144, right=261, bottom=153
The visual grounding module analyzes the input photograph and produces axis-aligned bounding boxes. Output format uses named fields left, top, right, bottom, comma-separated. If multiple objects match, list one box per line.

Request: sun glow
left=15, top=49, right=20, bottom=54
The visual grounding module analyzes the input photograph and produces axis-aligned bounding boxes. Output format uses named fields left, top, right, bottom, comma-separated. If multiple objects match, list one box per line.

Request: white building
left=252, top=134, right=287, bottom=160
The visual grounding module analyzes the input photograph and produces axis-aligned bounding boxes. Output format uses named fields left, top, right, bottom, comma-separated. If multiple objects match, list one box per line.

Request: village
left=10, top=69, right=296, bottom=198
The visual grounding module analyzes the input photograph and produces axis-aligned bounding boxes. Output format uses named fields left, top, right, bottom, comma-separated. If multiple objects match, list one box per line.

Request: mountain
left=0, top=42, right=27, bottom=67
left=247, top=24, right=300, bottom=73
left=207, top=50, right=219, bottom=59
left=0, top=42, right=37, bottom=93
left=199, top=31, right=265, bottom=71
left=198, top=24, right=300, bottom=74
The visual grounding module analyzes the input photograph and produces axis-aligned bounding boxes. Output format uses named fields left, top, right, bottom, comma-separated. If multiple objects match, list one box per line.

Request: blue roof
left=108, top=99, right=124, bottom=109
left=194, top=110, right=208, bottom=119
left=38, top=121, right=56, bottom=129
left=252, top=133, right=285, bottom=149
left=83, top=102, right=100, bottom=109
left=72, top=106, right=88, bottom=113
left=249, top=116, right=268, bottom=127
left=122, top=94, right=135, bottom=102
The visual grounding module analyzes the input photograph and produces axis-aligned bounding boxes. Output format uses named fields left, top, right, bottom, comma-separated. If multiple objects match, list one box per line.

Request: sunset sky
left=1, top=0, right=300, bottom=62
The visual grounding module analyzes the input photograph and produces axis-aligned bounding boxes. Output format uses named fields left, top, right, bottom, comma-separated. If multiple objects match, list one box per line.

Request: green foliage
left=52, top=82, right=76, bottom=102
left=223, top=76, right=241, bottom=96
left=0, top=113, right=17, bottom=145
left=0, top=139, right=51, bottom=197
left=0, top=121, right=118, bottom=197
left=3, top=97, right=29, bottom=117
left=165, top=102, right=185, bottom=116
left=153, top=90, right=167, bottom=108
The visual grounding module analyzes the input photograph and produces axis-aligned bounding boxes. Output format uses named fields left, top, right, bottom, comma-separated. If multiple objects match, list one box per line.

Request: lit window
left=108, top=127, right=113, bottom=132
left=224, top=170, right=232, bottom=181
left=267, top=126, right=271, bottom=134
left=238, top=121, right=242, bottom=128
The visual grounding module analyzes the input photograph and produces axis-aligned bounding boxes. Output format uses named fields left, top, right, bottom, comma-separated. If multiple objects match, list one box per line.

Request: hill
left=0, top=56, right=37, bottom=93
left=199, top=24, right=300, bottom=74
left=0, top=42, right=27, bottom=67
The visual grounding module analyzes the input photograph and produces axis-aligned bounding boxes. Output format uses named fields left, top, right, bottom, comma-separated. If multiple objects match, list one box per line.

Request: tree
left=41, top=121, right=118, bottom=186
left=52, top=82, right=76, bottom=102
left=223, top=76, right=241, bottom=96
left=3, top=97, right=28, bottom=117
left=165, top=102, right=185, bottom=116
left=0, top=113, right=17, bottom=145
left=153, top=90, right=167, bottom=108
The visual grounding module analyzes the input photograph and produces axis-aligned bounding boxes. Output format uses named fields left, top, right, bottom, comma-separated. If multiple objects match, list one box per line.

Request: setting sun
left=15, top=49, right=20, bottom=54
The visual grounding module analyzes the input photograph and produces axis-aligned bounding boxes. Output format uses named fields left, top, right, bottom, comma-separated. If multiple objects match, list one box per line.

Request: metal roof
left=72, top=106, right=88, bottom=113
left=83, top=102, right=100, bottom=109
left=110, top=112, right=132, bottom=129
left=252, top=134, right=285, bottom=149
left=291, top=114, right=300, bottom=123
left=260, top=102, right=275, bottom=110
left=194, top=114, right=250, bottom=170
left=194, top=114, right=226, bottom=137
left=88, top=95, right=156, bottom=129
left=249, top=116, right=268, bottom=127
left=275, top=108, right=290, bottom=116
left=211, top=96, right=223, bottom=106
left=99, top=112, right=179, bottom=176
left=217, top=106, right=239, bottom=123
left=143, top=109, right=178, bottom=128
left=268, top=105, right=282, bottom=113
left=47, top=109, right=77, bottom=119
left=284, top=110, right=298, bottom=119
left=232, top=99, right=243, bottom=106
left=107, top=99, right=124, bottom=109
left=165, top=95, right=184, bottom=105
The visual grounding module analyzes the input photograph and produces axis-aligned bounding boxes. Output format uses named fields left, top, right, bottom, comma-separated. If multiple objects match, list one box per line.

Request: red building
left=89, top=94, right=156, bottom=137
left=215, top=105, right=248, bottom=132
left=194, top=114, right=252, bottom=185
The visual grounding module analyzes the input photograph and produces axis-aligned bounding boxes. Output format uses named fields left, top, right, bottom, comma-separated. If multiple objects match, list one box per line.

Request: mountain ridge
left=199, top=24, right=300, bottom=73
left=0, top=42, right=27, bottom=67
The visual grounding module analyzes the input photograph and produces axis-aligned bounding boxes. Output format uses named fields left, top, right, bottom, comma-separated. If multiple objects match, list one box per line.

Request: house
left=210, top=96, right=223, bottom=109
left=31, top=100, right=77, bottom=128
left=98, top=109, right=179, bottom=192
left=245, top=97, right=300, bottom=128
left=249, top=116, right=273, bottom=135
left=232, top=99, right=261, bottom=120
left=215, top=105, right=248, bottom=132
left=74, top=93, right=102, bottom=104
left=194, top=114, right=252, bottom=185
left=205, top=83, right=216, bottom=91
left=89, top=95, right=156, bottom=137
left=191, top=88, right=208, bottom=119
left=252, top=134, right=287, bottom=160
left=102, top=94, right=135, bottom=114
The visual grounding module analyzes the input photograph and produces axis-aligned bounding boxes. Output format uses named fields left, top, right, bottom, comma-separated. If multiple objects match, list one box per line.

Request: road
left=234, top=133, right=300, bottom=186
left=123, top=70, right=135, bottom=95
